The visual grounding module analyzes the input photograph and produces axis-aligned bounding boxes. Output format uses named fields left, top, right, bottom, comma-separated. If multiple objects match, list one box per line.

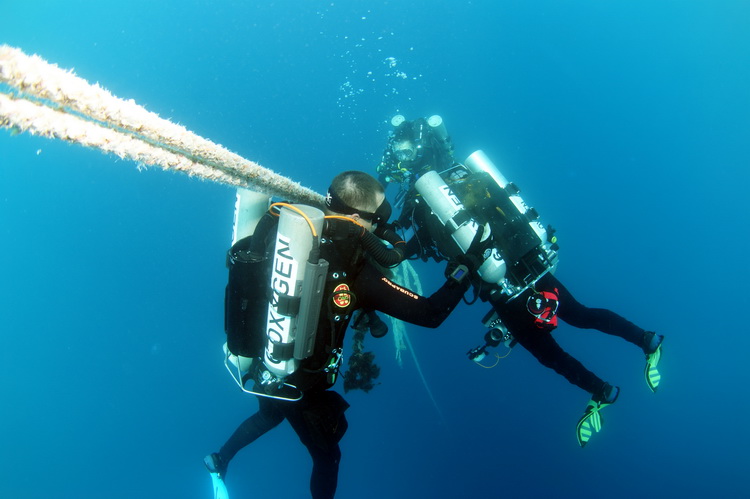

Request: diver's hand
left=444, top=259, right=471, bottom=288
left=454, top=253, right=482, bottom=280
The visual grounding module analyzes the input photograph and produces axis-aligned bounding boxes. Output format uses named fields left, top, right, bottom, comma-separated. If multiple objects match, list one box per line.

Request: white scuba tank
left=263, top=205, right=328, bottom=379
left=464, top=150, right=549, bottom=246
left=232, top=188, right=272, bottom=243
left=391, top=114, right=406, bottom=127
left=414, top=170, right=507, bottom=285
left=427, top=115, right=449, bottom=142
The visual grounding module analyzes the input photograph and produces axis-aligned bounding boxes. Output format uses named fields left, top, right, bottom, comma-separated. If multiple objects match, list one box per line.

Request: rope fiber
left=0, top=45, right=324, bottom=207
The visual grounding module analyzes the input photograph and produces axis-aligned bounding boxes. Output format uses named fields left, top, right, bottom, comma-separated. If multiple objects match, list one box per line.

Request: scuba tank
left=414, top=150, right=558, bottom=301
left=414, top=170, right=507, bottom=285
left=223, top=193, right=329, bottom=401
left=225, top=189, right=271, bottom=360
left=263, top=205, right=329, bottom=380
left=232, top=188, right=272, bottom=244
left=391, top=114, right=406, bottom=127
left=464, top=150, right=550, bottom=248
left=426, top=115, right=450, bottom=151
left=225, top=197, right=406, bottom=400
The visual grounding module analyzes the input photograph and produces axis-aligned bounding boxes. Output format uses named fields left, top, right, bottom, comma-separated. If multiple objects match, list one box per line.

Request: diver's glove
left=374, top=220, right=401, bottom=234
left=444, top=259, right=471, bottom=290
left=362, top=229, right=405, bottom=268
left=450, top=251, right=484, bottom=281
left=366, top=310, right=389, bottom=338
left=373, top=224, right=406, bottom=257
left=351, top=309, right=389, bottom=338
left=329, top=219, right=405, bottom=268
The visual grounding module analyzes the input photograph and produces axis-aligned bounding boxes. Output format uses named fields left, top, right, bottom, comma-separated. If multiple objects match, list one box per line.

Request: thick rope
left=0, top=45, right=324, bottom=206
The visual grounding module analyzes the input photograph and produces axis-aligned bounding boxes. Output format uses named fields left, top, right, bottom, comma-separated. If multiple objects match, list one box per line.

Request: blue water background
left=2, top=1, right=749, bottom=497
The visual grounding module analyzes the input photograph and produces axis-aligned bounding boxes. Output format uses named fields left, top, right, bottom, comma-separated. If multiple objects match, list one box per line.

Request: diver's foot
left=204, top=452, right=227, bottom=478
left=641, top=331, right=664, bottom=355
left=577, top=383, right=619, bottom=447
left=576, top=400, right=604, bottom=448
left=593, top=382, right=620, bottom=405
left=644, top=340, right=663, bottom=393
left=206, top=454, right=230, bottom=499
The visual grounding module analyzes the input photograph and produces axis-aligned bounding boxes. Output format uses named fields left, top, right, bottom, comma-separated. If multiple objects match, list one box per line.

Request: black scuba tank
left=224, top=214, right=277, bottom=358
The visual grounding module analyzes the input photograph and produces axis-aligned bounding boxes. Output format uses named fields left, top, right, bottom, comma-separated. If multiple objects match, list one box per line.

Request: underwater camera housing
left=467, top=308, right=516, bottom=363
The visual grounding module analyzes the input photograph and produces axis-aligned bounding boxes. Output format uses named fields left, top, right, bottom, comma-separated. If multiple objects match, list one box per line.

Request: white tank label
left=267, top=235, right=299, bottom=345
left=440, top=184, right=461, bottom=209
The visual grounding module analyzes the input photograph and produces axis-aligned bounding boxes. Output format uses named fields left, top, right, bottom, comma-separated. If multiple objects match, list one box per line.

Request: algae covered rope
left=0, top=45, right=324, bottom=206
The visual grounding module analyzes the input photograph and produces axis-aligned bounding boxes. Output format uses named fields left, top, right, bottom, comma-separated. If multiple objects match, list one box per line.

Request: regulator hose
left=362, top=226, right=406, bottom=268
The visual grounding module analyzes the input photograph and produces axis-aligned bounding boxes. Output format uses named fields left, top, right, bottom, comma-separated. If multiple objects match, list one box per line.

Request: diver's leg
left=493, top=295, right=606, bottom=395
left=214, top=397, right=286, bottom=474
left=546, top=274, right=649, bottom=348
left=283, top=391, right=349, bottom=499
left=512, top=323, right=605, bottom=395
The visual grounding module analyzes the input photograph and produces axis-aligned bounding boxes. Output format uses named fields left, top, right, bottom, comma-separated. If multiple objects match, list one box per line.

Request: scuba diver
left=375, top=114, right=665, bottom=447
left=205, top=171, right=473, bottom=499
left=377, top=114, right=456, bottom=190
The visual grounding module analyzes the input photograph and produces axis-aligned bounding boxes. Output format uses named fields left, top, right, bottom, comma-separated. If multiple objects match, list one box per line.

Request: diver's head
left=392, top=139, right=417, bottom=162
left=390, top=117, right=430, bottom=167
left=326, top=171, right=392, bottom=231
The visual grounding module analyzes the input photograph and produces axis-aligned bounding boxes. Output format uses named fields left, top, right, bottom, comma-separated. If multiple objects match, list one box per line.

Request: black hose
left=362, top=227, right=406, bottom=268
left=248, top=212, right=278, bottom=259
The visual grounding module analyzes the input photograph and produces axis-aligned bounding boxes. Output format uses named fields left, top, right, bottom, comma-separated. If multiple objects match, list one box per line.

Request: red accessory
left=526, top=288, right=559, bottom=329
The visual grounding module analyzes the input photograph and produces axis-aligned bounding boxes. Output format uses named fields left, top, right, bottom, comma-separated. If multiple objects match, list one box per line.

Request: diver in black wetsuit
left=375, top=115, right=664, bottom=446
left=490, top=272, right=662, bottom=400
left=205, top=171, right=471, bottom=498
left=376, top=114, right=456, bottom=189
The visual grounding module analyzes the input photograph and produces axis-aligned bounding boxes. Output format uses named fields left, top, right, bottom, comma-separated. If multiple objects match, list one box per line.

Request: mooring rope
left=0, top=45, right=324, bottom=207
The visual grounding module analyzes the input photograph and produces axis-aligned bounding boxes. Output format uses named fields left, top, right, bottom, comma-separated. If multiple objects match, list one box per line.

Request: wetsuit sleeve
left=353, top=263, right=468, bottom=328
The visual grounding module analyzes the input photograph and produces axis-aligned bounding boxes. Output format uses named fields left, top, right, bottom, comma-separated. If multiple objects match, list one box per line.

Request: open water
left=2, top=1, right=748, bottom=497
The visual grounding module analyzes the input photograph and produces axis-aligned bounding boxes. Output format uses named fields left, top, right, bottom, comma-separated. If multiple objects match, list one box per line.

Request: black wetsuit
left=218, top=230, right=467, bottom=499
left=376, top=121, right=651, bottom=400
left=490, top=272, right=647, bottom=396
left=400, top=192, right=649, bottom=399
